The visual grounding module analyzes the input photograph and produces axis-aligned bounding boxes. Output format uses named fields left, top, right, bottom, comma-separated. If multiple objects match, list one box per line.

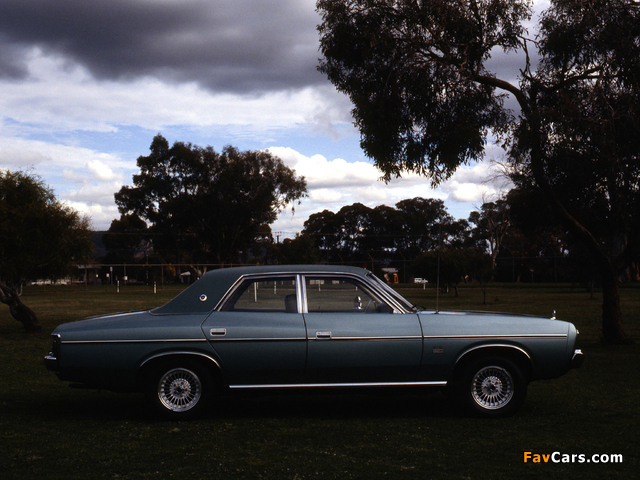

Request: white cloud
left=62, top=200, right=119, bottom=231
left=0, top=135, right=130, bottom=173
left=268, top=147, right=507, bottom=238
left=87, top=160, right=118, bottom=181
left=267, top=147, right=382, bottom=189
left=310, top=188, right=344, bottom=204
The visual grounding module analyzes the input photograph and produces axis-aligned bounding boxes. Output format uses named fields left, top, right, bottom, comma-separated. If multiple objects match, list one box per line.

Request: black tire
left=458, top=357, right=528, bottom=417
left=146, top=361, right=212, bottom=420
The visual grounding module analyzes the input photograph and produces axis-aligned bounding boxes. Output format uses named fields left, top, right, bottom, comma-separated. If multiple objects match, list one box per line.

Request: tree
left=0, top=171, right=93, bottom=333
left=395, top=197, right=469, bottom=253
left=468, top=198, right=511, bottom=269
left=317, top=0, right=640, bottom=343
left=102, top=214, right=148, bottom=263
left=277, top=234, right=323, bottom=264
left=411, top=247, right=492, bottom=298
left=300, top=197, right=470, bottom=270
left=115, top=135, right=308, bottom=267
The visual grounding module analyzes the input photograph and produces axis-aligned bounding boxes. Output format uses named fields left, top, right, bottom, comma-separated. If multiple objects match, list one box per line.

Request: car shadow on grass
left=20, top=387, right=463, bottom=422
left=213, top=388, right=459, bottom=420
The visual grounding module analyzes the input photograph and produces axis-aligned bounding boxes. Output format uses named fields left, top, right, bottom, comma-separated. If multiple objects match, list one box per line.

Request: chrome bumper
left=45, top=334, right=61, bottom=371
left=570, top=349, right=584, bottom=369
left=44, top=354, right=59, bottom=371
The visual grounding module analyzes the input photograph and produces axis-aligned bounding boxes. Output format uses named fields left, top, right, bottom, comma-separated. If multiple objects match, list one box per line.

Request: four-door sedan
left=45, top=265, right=583, bottom=418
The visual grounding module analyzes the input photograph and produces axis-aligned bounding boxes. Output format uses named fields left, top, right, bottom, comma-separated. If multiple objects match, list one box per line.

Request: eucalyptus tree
left=317, top=0, right=640, bottom=342
left=0, top=171, right=92, bottom=333
left=115, top=135, right=307, bottom=267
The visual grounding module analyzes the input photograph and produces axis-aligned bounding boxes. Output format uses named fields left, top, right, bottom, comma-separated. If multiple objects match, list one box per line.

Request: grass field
left=1, top=282, right=638, bottom=479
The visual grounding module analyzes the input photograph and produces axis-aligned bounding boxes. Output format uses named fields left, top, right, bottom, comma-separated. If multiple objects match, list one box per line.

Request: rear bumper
left=570, top=349, right=584, bottom=369
left=44, top=354, right=59, bottom=371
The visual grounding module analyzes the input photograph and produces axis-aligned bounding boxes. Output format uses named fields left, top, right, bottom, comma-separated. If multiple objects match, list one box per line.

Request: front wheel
left=147, top=362, right=211, bottom=420
left=458, top=357, right=528, bottom=417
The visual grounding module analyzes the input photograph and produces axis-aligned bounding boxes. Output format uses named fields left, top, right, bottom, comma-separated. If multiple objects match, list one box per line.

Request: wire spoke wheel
left=459, top=357, right=527, bottom=417
left=157, top=367, right=202, bottom=413
left=471, top=366, right=514, bottom=410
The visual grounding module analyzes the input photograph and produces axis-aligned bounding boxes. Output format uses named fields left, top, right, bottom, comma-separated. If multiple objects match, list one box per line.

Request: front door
left=302, top=274, right=423, bottom=384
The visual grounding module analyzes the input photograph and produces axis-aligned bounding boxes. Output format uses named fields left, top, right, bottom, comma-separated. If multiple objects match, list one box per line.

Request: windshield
left=366, top=272, right=417, bottom=313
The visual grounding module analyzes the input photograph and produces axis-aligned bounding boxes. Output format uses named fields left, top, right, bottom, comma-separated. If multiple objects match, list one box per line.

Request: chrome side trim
left=229, top=380, right=447, bottom=389
left=207, top=336, right=421, bottom=342
left=60, top=338, right=208, bottom=345
left=309, top=335, right=422, bottom=341
left=208, top=337, right=305, bottom=342
left=139, top=351, right=222, bottom=370
left=455, top=344, right=532, bottom=364
left=425, top=334, right=567, bottom=339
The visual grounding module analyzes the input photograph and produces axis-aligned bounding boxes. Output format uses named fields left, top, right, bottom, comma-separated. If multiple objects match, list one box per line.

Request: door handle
left=316, top=331, right=332, bottom=339
left=209, top=328, right=227, bottom=336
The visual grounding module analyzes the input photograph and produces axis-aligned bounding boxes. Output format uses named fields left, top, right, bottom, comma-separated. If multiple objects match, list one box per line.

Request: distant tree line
left=98, top=134, right=639, bottom=293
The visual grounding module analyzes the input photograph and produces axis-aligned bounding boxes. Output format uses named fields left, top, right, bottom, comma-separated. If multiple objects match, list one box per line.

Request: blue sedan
left=45, top=265, right=583, bottom=418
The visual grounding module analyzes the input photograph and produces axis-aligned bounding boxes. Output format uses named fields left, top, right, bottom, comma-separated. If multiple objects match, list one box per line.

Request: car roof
left=152, top=264, right=370, bottom=314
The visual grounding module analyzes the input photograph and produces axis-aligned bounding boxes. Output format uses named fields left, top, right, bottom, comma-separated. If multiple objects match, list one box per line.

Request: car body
left=45, top=265, right=583, bottom=418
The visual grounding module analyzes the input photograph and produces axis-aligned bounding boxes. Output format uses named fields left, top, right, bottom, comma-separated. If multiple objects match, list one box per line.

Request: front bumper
left=570, top=349, right=584, bottom=369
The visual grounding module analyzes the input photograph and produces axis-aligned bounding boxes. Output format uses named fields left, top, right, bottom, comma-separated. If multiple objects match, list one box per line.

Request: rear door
left=201, top=275, right=306, bottom=386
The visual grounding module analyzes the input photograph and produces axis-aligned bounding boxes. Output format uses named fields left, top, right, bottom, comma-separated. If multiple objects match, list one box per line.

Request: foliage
left=468, top=198, right=511, bottom=266
left=301, top=198, right=469, bottom=265
left=102, top=213, right=149, bottom=263
left=115, top=135, right=307, bottom=267
left=277, top=234, right=324, bottom=265
left=0, top=170, right=92, bottom=332
left=316, top=0, right=640, bottom=343
left=317, top=0, right=526, bottom=183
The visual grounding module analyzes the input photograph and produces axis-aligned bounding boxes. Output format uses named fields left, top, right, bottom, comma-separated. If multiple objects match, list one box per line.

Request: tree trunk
left=600, top=264, right=628, bottom=344
left=0, top=284, right=42, bottom=333
left=525, top=110, right=629, bottom=344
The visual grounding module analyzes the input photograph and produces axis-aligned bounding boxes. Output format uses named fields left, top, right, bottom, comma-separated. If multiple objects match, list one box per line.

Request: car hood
left=417, top=310, right=576, bottom=337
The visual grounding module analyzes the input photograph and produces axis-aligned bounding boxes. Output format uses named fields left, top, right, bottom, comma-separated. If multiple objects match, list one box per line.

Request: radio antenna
left=436, top=255, right=440, bottom=313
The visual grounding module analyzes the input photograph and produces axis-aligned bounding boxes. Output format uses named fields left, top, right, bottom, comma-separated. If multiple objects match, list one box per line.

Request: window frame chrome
left=215, top=270, right=411, bottom=315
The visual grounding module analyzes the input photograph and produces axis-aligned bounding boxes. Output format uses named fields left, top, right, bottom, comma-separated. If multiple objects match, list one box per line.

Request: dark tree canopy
left=115, top=135, right=308, bottom=266
left=0, top=171, right=93, bottom=333
left=317, top=0, right=527, bottom=183
left=301, top=197, right=469, bottom=264
left=317, top=0, right=640, bottom=343
left=103, top=214, right=149, bottom=263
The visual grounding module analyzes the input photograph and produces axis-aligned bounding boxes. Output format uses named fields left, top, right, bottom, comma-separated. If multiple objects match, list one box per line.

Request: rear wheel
left=147, top=361, right=211, bottom=420
left=458, top=357, right=527, bottom=417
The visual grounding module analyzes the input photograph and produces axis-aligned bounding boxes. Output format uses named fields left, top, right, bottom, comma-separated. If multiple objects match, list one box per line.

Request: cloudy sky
left=0, top=0, right=525, bottom=236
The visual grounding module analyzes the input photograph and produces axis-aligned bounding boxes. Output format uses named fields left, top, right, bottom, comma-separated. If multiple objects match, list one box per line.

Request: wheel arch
left=136, top=351, right=224, bottom=390
left=452, top=344, right=534, bottom=382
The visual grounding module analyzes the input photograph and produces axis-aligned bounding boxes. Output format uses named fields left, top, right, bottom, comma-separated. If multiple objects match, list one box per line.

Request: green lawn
left=1, top=283, right=638, bottom=479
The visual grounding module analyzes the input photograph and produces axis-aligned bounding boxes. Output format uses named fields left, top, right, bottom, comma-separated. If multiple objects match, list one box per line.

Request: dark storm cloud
left=0, top=0, right=322, bottom=93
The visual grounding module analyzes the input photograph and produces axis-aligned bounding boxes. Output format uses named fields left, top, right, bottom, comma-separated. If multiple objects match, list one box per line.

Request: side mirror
left=354, top=295, right=362, bottom=309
